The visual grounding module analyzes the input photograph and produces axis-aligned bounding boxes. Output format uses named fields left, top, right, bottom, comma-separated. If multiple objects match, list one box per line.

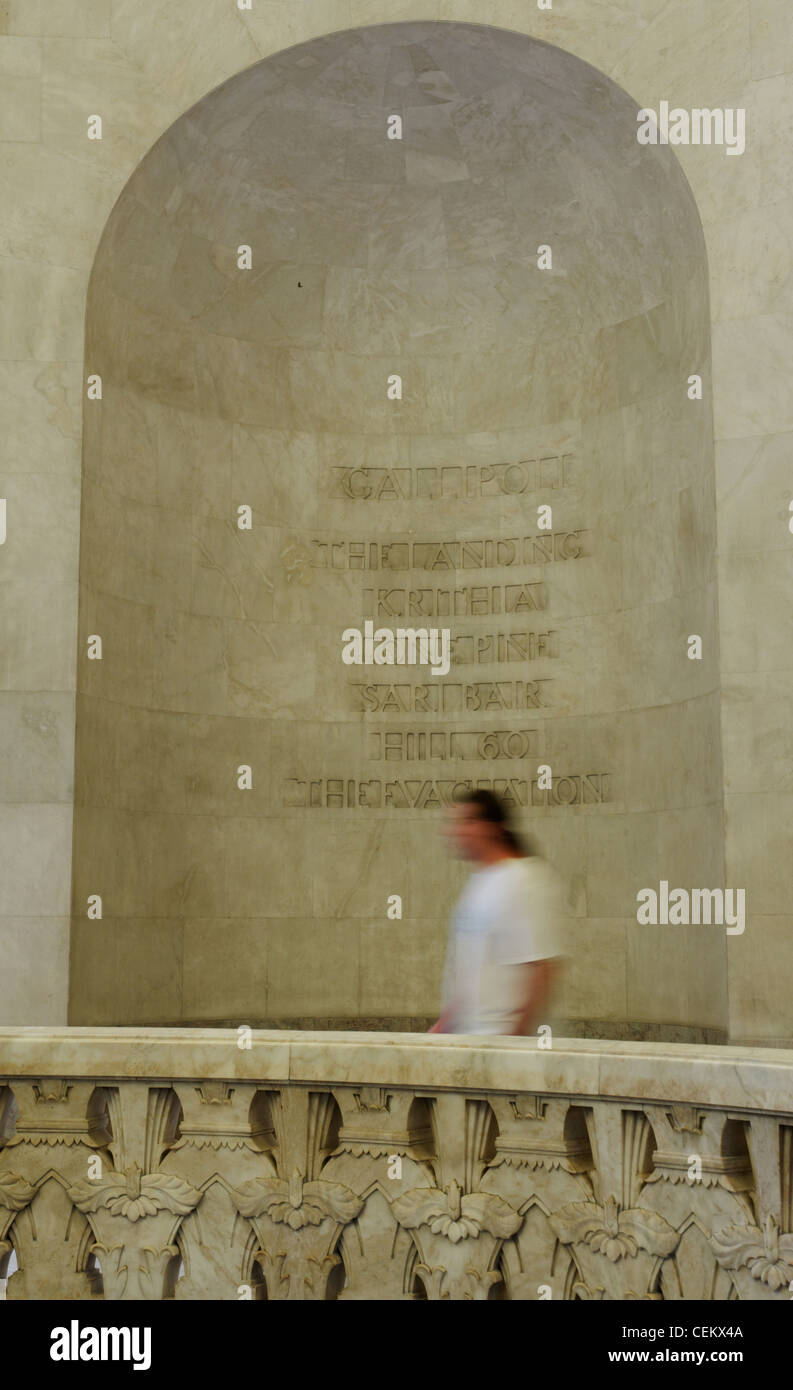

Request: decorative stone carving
left=392, top=1178, right=520, bottom=1244
left=164, top=1081, right=269, bottom=1299
left=551, top=1196, right=679, bottom=1262
left=711, top=1215, right=793, bottom=1296
left=67, top=1163, right=202, bottom=1300
left=231, top=1168, right=363, bottom=1301
left=0, top=1171, right=36, bottom=1269
left=2, top=1035, right=793, bottom=1300
left=68, top=1163, right=201, bottom=1224
left=233, top=1168, right=363, bottom=1232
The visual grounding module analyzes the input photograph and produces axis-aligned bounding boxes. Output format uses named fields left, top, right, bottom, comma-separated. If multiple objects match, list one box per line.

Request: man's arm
left=510, top=959, right=558, bottom=1037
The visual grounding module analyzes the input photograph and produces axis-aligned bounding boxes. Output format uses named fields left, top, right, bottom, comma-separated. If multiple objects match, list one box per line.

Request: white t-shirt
left=441, top=855, right=565, bottom=1035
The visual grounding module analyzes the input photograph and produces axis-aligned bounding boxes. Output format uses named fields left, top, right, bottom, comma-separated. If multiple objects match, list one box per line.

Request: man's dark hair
left=456, top=788, right=534, bottom=857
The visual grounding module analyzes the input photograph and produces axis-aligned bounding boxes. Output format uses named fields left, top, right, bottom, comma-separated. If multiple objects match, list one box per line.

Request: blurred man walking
left=429, top=789, right=565, bottom=1037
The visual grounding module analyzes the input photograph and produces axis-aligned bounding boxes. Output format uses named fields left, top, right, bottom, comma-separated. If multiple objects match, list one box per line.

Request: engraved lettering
left=325, top=456, right=578, bottom=501
left=310, top=533, right=585, bottom=570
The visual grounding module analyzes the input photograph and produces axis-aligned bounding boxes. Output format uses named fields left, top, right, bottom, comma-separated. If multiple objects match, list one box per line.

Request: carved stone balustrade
left=1, top=1029, right=792, bottom=1301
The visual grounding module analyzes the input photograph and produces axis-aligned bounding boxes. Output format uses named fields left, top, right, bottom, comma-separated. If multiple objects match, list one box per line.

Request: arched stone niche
left=71, top=21, right=725, bottom=1038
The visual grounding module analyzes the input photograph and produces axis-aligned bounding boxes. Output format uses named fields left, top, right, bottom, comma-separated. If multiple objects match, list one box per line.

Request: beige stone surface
left=1, top=1026, right=792, bottom=1111
left=0, top=3, right=788, bottom=1039
left=0, top=924, right=70, bottom=1026
left=1, top=1032, right=793, bottom=1299
left=68, top=20, right=724, bottom=1032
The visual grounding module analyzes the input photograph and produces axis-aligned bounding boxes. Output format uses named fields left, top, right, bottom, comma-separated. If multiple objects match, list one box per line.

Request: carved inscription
left=329, top=454, right=575, bottom=500
left=348, top=680, right=551, bottom=713
left=451, top=630, right=559, bottom=664
left=283, top=773, right=611, bottom=809
left=285, top=485, right=614, bottom=808
left=311, top=531, right=586, bottom=570
left=367, top=729, right=540, bottom=760
left=363, top=583, right=547, bottom=617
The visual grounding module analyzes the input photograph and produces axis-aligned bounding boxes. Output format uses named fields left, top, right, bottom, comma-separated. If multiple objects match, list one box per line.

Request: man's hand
left=511, top=959, right=558, bottom=1036
left=428, top=1002, right=460, bottom=1033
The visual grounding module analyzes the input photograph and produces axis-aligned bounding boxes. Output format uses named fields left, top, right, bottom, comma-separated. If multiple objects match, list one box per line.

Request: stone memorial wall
left=68, top=23, right=727, bottom=1035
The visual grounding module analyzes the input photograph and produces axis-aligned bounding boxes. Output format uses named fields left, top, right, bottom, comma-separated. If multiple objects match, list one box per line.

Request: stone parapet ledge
left=1, top=1030, right=792, bottom=1300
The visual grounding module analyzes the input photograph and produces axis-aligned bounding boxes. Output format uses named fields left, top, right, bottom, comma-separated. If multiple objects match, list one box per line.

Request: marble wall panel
left=0, top=5, right=786, bottom=1040
left=0, top=917, right=70, bottom=1024
left=67, top=22, right=726, bottom=1033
